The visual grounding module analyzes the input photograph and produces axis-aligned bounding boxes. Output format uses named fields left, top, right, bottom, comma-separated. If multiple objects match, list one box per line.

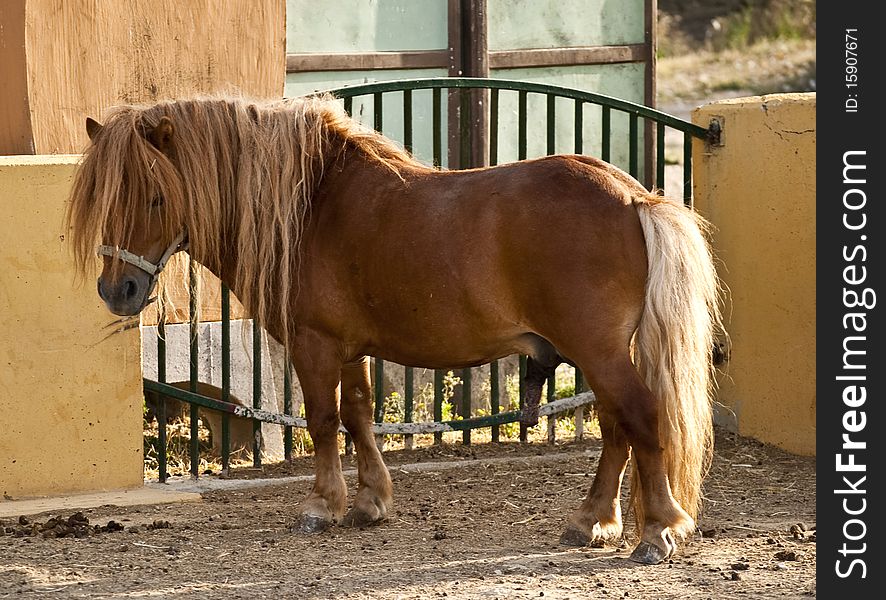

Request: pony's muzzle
left=97, top=271, right=152, bottom=316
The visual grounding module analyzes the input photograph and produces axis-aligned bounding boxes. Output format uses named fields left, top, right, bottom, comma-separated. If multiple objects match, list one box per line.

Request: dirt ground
left=0, top=427, right=815, bottom=599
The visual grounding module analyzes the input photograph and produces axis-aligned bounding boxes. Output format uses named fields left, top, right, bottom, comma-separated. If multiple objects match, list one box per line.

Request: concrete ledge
left=2, top=448, right=602, bottom=518
left=0, top=487, right=201, bottom=519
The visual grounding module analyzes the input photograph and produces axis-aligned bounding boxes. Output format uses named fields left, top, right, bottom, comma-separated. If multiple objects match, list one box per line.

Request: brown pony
left=66, top=94, right=723, bottom=564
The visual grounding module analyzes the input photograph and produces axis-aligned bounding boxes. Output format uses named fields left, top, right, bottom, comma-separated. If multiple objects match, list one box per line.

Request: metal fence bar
left=656, top=123, right=666, bottom=192
left=546, top=93, right=556, bottom=155
left=518, top=355, right=528, bottom=443
left=629, top=113, right=639, bottom=178
left=601, top=105, right=611, bottom=162
left=488, top=91, right=501, bottom=444
left=433, top=369, right=444, bottom=444
left=156, top=297, right=167, bottom=483
left=461, top=368, right=472, bottom=445
left=404, top=366, right=414, bottom=450
left=401, top=89, right=413, bottom=154
left=574, top=100, right=583, bottom=154
left=490, top=360, right=500, bottom=442
left=283, top=355, right=293, bottom=462
left=188, top=259, right=199, bottom=478
left=546, top=372, right=557, bottom=444
left=488, top=89, right=501, bottom=445
left=374, top=92, right=383, bottom=131
left=490, top=88, right=499, bottom=166
left=518, top=90, right=527, bottom=160
left=374, top=358, right=385, bottom=424
left=432, top=88, right=442, bottom=167
left=459, top=87, right=471, bottom=169
left=517, top=92, right=529, bottom=444
left=252, top=320, right=262, bottom=468
left=221, top=284, right=231, bottom=473
left=683, top=132, right=693, bottom=206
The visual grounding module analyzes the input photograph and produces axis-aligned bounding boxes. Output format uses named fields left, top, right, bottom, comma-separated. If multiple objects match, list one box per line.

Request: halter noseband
left=96, top=230, right=188, bottom=278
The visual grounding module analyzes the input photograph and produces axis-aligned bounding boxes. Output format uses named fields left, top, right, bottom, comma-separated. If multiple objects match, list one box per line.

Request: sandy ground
left=0, top=427, right=815, bottom=599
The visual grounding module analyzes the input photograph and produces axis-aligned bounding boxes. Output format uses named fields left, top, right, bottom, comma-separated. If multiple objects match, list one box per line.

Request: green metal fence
left=143, top=77, right=715, bottom=482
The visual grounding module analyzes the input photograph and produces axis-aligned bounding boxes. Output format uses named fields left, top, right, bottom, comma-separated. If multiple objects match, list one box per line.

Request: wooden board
left=1, top=0, right=285, bottom=155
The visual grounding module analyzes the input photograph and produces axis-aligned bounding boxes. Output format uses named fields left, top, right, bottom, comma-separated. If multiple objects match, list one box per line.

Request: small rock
left=774, top=549, right=800, bottom=561
left=104, top=520, right=124, bottom=532
left=731, top=562, right=750, bottom=571
left=68, top=512, right=89, bottom=526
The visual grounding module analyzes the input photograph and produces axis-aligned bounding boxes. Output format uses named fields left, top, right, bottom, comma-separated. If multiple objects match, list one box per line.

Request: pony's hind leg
left=339, top=356, right=393, bottom=527
left=560, top=405, right=629, bottom=546
left=290, top=332, right=348, bottom=533
left=573, top=353, right=693, bottom=564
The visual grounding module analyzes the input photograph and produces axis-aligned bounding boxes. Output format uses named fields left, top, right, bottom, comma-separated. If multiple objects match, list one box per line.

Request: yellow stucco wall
left=0, top=156, right=144, bottom=498
left=692, top=93, right=815, bottom=456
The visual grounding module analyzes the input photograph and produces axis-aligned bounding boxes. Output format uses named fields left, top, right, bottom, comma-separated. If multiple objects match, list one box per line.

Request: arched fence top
left=316, top=76, right=711, bottom=140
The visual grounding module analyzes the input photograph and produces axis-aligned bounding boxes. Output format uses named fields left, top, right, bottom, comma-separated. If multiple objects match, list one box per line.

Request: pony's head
left=66, top=94, right=421, bottom=330
left=67, top=108, right=189, bottom=316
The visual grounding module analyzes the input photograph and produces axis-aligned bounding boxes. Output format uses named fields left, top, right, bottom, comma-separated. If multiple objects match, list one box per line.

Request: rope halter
left=96, top=230, right=188, bottom=279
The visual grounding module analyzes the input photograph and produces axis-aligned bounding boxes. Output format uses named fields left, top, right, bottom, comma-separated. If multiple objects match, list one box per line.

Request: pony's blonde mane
left=66, top=93, right=423, bottom=342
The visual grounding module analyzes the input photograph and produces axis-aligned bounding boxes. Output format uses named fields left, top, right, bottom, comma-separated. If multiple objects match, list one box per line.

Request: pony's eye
left=151, top=196, right=164, bottom=208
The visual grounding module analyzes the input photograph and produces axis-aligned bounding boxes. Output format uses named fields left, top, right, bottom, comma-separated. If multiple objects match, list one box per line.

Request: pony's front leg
left=560, top=405, right=629, bottom=546
left=290, top=332, right=348, bottom=533
left=339, top=356, right=393, bottom=527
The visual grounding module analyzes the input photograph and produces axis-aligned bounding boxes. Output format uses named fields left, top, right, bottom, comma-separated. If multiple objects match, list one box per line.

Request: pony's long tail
left=631, top=194, right=723, bottom=535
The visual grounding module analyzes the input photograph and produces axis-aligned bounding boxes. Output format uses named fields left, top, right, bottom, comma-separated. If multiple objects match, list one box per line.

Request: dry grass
left=657, top=38, right=815, bottom=105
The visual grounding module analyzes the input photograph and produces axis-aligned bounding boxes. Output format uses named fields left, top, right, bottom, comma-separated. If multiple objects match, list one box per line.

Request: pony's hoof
left=341, top=508, right=385, bottom=529
left=630, top=541, right=669, bottom=564
left=559, top=525, right=591, bottom=547
left=295, top=514, right=332, bottom=534
left=560, top=522, right=606, bottom=547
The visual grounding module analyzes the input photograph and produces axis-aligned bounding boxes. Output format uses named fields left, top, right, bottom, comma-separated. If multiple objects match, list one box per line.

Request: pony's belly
left=363, top=331, right=547, bottom=370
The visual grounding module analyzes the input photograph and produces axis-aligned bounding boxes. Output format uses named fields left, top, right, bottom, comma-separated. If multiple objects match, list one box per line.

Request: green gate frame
left=143, top=77, right=717, bottom=482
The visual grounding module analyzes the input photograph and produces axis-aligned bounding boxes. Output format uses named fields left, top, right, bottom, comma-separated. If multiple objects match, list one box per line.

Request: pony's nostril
left=97, top=278, right=108, bottom=301
left=122, top=277, right=139, bottom=300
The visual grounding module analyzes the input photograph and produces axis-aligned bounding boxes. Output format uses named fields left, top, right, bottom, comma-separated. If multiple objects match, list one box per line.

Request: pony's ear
left=85, top=117, right=103, bottom=141
left=146, top=116, right=175, bottom=153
